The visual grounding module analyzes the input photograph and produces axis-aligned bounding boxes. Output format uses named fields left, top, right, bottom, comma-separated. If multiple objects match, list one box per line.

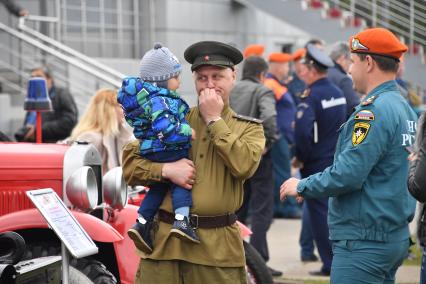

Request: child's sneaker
left=170, top=216, right=200, bottom=243
left=128, top=221, right=154, bottom=253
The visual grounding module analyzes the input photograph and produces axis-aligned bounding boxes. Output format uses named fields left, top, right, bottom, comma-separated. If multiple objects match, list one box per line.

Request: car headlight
left=66, top=166, right=98, bottom=210
left=103, top=167, right=127, bottom=210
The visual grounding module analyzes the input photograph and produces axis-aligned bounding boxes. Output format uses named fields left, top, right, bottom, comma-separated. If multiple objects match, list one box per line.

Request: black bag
left=418, top=206, right=426, bottom=246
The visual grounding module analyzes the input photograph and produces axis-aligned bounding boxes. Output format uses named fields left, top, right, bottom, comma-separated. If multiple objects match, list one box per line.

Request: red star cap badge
left=204, top=55, right=209, bottom=61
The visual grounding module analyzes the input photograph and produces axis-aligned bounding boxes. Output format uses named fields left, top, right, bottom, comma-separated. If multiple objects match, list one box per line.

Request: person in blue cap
left=281, top=28, right=418, bottom=283
left=292, top=43, right=347, bottom=276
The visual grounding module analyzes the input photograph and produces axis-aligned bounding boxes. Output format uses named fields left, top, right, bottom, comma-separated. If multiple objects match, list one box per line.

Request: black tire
left=23, top=242, right=117, bottom=284
left=244, top=241, right=273, bottom=284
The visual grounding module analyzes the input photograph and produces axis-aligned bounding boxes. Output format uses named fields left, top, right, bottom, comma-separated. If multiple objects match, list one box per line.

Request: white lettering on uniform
left=401, top=120, right=417, bottom=146
left=407, top=120, right=416, bottom=133
left=402, top=134, right=415, bottom=146
left=321, top=97, right=347, bottom=109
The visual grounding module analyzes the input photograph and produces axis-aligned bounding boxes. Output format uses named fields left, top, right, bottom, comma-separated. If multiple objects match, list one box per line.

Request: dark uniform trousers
left=237, top=151, right=274, bottom=262
left=305, top=196, right=333, bottom=272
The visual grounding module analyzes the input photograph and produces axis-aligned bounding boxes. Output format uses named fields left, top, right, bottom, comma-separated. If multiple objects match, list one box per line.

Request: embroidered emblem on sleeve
left=354, top=110, right=375, bottom=121
left=352, top=122, right=370, bottom=146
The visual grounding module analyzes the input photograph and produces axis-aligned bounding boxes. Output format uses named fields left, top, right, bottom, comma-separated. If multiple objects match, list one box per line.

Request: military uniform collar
left=333, top=61, right=346, bottom=74
left=361, top=80, right=399, bottom=106
left=309, top=77, right=329, bottom=88
left=221, top=104, right=231, bottom=117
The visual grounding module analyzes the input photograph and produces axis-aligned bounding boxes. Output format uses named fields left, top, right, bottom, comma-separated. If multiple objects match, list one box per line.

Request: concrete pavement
left=265, top=219, right=421, bottom=284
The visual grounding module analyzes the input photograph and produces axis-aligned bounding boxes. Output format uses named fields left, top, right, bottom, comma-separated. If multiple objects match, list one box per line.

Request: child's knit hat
left=139, top=43, right=182, bottom=84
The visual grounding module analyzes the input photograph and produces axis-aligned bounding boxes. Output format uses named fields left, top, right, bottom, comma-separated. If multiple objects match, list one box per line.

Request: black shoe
left=309, top=270, right=330, bottom=276
left=127, top=221, right=153, bottom=254
left=170, top=217, right=200, bottom=243
left=268, top=266, right=283, bottom=277
left=301, top=254, right=319, bottom=262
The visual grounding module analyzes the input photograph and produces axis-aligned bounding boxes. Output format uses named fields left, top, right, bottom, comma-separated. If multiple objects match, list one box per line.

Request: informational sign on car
left=26, top=188, right=98, bottom=259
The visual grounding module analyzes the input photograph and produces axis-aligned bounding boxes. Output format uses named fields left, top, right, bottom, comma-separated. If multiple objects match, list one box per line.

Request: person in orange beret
left=264, top=53, right=301, bottom=224
left=280, top=27, right=418, bottom=283
left=287, top=48, right=307, bottom=104
left=243, top=44, right=265, bottom=58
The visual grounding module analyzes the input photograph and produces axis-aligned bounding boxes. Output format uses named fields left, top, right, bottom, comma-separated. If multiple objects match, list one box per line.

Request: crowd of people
left=1, top=4, right=426, bottom=281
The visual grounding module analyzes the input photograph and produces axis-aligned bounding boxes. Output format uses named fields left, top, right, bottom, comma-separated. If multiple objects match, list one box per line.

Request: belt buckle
left=190, top=214, right=199, bottom=230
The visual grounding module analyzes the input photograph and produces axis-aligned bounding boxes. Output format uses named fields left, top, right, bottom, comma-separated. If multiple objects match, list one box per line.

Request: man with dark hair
left=292, top=44, right=347, bottom=276
left=230, top=56, right=281, bottom=276
left=329, top=41, right=360, bottom=117
left=281, top=28, right=418, bottom=283
left=16, top=66, right=78, bottom=143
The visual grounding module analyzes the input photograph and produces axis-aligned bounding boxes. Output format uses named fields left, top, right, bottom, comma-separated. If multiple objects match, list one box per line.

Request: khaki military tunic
left=122, top=105, right=265, bottom=267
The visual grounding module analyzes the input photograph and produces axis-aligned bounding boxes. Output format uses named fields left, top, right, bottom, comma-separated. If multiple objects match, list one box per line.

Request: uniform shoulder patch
left=361, top=95, right=377, bottom=106
left=233, top=114, right=262, bottom=124
left=352, top=122, right=370, bottom=146
left=354, top=110, right=375, bottom=121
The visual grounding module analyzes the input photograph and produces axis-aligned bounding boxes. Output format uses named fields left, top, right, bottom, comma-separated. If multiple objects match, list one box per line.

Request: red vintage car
left=0, top=142, right=272, bottom=284
left=0, top=142, right=138, bottom=283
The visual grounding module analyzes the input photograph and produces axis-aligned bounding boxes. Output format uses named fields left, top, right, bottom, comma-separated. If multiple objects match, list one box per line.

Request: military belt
left=158, top=209, right=237, bottom=229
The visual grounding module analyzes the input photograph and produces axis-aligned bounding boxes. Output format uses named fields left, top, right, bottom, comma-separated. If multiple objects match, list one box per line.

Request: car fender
left=0, top=209, right=123, bottom=242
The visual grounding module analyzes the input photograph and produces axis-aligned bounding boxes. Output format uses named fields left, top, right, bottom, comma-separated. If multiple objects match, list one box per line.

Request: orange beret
left=269, top=52, right=292, bottom=63
left=243, top=44, right=265, bottom=58
left=349, top=28, right=407, bottom=60
left=292, top=48, right=306, bottom=62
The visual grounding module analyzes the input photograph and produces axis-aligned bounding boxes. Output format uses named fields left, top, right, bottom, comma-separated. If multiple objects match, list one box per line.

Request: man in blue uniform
left=293, top=44, right=347, bottom=276
left=281, top=28, right=417, bottom=283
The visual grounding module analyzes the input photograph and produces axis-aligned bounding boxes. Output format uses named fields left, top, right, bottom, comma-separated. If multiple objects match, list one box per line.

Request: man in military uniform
left=230, top=56, right=281, bottom=276
left=281, top=28, right=418, bottom=283
left=122, top=41, right=265, bottom=283
left=293, top=44, right=347, bottom=276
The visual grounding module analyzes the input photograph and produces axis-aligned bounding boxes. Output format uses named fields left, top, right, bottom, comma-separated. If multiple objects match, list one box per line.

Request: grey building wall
left=147, top=0, right=309, bottom=105
left=1, top=0, right=310, bottom=108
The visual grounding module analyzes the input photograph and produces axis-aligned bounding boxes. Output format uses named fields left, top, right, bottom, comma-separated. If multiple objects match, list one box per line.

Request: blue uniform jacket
left=117, top=77, right=191, bottom=155
left=287, top=72, right=306, bottom=105
left=328, top=63, right=360, bottom=117
left=295, top=77, right=346, bottom=176
left=297, top=80, right=418, bottom=242
left=264, top=73, right=297, bottom=145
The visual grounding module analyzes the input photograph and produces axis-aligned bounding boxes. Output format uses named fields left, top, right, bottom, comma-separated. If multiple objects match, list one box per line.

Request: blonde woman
left=69, top=88, right=134, bottom=173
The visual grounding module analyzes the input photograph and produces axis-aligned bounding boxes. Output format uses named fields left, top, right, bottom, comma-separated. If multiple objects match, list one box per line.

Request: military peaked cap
left=184, top=41, right=243, bottom=71
left=301, top=43, right=334, bottom=69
